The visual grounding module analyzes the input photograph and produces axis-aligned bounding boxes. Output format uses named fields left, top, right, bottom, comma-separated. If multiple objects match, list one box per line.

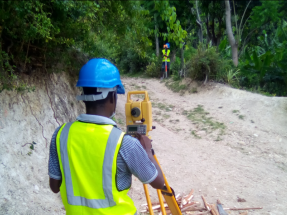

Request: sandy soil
left=117, top=77, right=287, bottom=215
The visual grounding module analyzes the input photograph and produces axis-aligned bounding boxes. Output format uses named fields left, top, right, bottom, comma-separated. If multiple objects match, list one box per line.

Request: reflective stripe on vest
left=59, top=122, right=121, bottom=208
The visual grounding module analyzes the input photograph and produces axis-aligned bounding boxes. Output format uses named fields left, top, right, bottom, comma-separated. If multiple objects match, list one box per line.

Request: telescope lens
left=131, top=107, right=141, bottom=117
left=131, top=109, right=137, bottom=116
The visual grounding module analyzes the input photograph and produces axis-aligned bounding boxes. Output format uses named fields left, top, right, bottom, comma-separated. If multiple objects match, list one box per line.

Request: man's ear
left=109, top=92, right=115, bottom=104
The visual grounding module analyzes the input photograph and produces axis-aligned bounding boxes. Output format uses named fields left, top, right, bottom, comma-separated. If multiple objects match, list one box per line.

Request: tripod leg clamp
left=161, top=186, right=175, bottom=196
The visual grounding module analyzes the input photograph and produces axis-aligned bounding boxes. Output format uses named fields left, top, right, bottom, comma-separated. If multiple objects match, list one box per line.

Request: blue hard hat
left=76, top=58, right=125, bottom=94
left=166, top=43, right=170, bottom=48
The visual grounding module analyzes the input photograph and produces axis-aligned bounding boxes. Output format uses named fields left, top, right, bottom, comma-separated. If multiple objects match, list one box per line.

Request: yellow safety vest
left=56, top=121, right=137, bottom=215
left=162, top=49, right=170, bottom=62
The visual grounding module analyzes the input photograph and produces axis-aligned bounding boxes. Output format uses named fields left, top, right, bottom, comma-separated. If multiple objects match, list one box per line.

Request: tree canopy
left=0, top=0, right=286, bottom=96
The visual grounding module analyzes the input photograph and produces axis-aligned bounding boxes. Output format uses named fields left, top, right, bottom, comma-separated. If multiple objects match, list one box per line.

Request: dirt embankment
left=0, top=74, right=287, bottom=215
left=0, top=73, right=83, bottom=215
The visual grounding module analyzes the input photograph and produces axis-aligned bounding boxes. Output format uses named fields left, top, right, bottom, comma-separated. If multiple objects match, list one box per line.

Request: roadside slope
left=0, top=73, right=83, bottom=214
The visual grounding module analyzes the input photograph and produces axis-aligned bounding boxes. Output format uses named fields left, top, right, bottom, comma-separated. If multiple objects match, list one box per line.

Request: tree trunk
left=225, top=0, right=238, bottom=66
left=154, top=14, right=159, bottom=57
left=180, top=45, right=185, bottom=77
left=170, top=50, right=176, bottom=63
left=205, top=16, right=212, bottom=46
left=195, top=1, right=203, bottom=43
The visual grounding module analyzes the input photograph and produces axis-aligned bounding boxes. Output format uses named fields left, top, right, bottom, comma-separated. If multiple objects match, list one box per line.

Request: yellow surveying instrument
left=125, top=91, right=182, bottom=215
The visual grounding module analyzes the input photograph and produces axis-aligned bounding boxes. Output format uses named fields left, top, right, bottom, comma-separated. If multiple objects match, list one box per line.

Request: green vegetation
left=169, top=119, right=180, bottom=123
left=163, top=114, right=170, bottom=119
left=190, top=87, right=198, bottom=94
left=145, top=56, right=162, bottom=78
left=133, top=84, right=141, bottom=90
left=165, top=79, right=187, bottom=94
left=130, top=84, right=147, bottom=91
left=25, top=141, right=36, bottom=156
left=152, top=101, right=174, bottom=123
left=0, top=1, right=286, bottom=96
left=152, top=102, right=174, bottom=112
left=118, top=119, right=124, bottom=126
left=239, top=115, right=245, bottom=120
left=191, top=130, right=201, bottom=139
left=185, top=44, right=233, bottom=83
left=183, top=105, right=226, bottom=140
left=226, top=69, right=240, bottom=86
left=112, top=117, right=124, bottom=125
left=232, top=110, right=245, bottom=120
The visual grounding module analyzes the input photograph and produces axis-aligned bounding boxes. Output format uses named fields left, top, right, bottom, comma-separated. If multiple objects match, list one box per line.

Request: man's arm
left=134, top=134, right=164, bottom=189
left=145, top=150, right=165, bottom=189
left=119, top=135, right=164, bottom=190
left=48, top=126, right=62, bottom=193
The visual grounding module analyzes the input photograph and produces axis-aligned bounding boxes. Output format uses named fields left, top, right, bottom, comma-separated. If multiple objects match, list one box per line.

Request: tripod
left=125, top=91, right=181, bottom=214
left=143, top=152, right=182, bottom=215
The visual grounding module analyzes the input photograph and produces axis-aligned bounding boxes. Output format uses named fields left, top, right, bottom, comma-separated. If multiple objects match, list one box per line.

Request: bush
left=117, top=48, right=149, bottom=74
left=237, top=26, right=287, bottom=96
left=0, top=47, right=17, bottom=92
left=170, top=56, right=181, bottom=77
left=0, top=1, right=153, bottom=92
left=165, top=79, right=187, bottom=93
left=185, top=44, right=232, bottom=83
left=145, top=54, right=162, bottom=78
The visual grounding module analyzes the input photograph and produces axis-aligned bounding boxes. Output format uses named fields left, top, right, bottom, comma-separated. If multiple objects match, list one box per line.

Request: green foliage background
left=0, top=0, right=286, bottom=96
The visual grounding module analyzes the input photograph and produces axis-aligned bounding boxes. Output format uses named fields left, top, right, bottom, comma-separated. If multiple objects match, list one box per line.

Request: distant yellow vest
left=56, top=121, right=137, bottom=215
left=162, top=49, right=170, bottom=62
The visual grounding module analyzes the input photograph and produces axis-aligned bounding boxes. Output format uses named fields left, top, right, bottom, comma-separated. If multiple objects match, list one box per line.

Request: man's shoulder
left=120, top=134, right=141, bottom=152
left=51, top=126, right=62, bottom=140
left=123, top=134, right=138, bottom=142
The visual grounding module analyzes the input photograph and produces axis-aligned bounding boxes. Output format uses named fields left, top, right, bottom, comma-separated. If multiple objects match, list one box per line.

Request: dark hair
left=83, top=87, right=113, bottom=109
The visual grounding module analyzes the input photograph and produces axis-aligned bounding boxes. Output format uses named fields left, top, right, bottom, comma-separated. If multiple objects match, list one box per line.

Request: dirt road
left=0, top=74, right=286, bottom=215
left=117, top=77, right=287, bottom=215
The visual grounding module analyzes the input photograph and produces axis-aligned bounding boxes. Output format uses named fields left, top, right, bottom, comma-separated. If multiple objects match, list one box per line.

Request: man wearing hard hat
left=161, top=43, right=170, bottom=79
left=48, top=58, right=164, bottom=215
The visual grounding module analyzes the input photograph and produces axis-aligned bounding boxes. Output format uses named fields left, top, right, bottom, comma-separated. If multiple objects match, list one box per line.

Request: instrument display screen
left=128, top=127, right=138, bottom=131
left=126, top=125, right=147, bottom=135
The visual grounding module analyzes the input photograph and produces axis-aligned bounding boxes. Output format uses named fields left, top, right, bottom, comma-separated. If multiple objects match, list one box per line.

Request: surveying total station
left=125, top=91, right=182, bottom=215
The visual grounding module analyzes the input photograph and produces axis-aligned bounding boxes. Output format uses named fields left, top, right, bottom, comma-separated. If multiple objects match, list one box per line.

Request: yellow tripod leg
left=144, top=185, right=167, bottom=215
left=142, top=135, right=181, bottom=214
left=143, top=184, right=154, bottom=215
left=154, top=155, right=182, bottom=215
left=157, top=189, right=167, bottom=215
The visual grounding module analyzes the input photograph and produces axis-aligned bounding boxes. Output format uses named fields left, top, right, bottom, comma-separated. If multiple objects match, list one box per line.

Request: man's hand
left=49, top=178, right=61, bottom=193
